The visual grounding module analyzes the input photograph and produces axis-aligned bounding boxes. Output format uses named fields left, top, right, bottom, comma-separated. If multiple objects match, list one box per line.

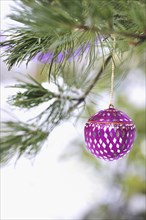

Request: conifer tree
left=0, top=0, right=146, bottom=165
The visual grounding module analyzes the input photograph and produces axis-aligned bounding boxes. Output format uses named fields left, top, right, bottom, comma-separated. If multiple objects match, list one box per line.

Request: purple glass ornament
left=84, top=107, right=136, bottom=161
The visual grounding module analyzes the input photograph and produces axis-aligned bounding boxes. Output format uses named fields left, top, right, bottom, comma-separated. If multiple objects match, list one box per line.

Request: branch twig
left=69, top=55, right=112, bottom=111
left=76, top=25, right=146, bottom=42
left=83, top=55, right=112, bottom=98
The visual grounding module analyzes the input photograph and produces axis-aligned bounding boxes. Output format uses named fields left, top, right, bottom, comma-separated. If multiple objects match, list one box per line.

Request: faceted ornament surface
left=84, top=107, right=136, bottom=161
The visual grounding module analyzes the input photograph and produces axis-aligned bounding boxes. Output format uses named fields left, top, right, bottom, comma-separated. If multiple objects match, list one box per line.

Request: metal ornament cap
left=84, top=107, right=136, bottom=161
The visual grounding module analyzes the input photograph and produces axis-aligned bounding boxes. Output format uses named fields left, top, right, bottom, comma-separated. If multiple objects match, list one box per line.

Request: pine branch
left=0, top=121, right=48, bottom=165
left=1, top=0, right=145, bottom=74
left=0, top=55, right=111, bottom=165
left=7, top=55, right=112, bottom=112
left=8, top=76, right=57, bottom=108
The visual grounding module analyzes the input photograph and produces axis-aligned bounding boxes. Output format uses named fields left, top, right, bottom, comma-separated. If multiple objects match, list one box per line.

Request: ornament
left=84, top=35, right=136, bottom=161
left=84, top=106, right=136, bottom=161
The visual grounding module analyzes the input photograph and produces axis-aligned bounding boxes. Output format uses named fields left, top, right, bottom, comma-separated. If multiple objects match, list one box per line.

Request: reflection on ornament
left=84, top=107, right=136, bottom=161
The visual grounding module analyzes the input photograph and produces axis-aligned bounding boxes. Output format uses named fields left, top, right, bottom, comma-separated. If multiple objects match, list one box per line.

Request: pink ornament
left=84, top=107, right=136, bottom=161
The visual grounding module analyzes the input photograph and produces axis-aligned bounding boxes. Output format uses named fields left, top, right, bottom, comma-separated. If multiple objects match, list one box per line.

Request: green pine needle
left=8, top=76, right=55, bottom=108
left=1, top=0, right=145, bottom=74
left=0, top=121, right=48, bottom=165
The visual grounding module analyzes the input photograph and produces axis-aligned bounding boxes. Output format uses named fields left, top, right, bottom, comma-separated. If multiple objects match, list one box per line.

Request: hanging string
left=109, top=35, right=116, bottom=108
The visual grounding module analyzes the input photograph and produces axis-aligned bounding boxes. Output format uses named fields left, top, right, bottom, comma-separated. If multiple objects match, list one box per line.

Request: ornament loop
left=109, top=35, right=116, bottom=107
left=109, top=104, right=114, bottom=109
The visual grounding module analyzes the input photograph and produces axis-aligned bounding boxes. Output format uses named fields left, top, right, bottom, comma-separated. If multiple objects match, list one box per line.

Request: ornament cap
left=109, top=104, right=114, bottom=109
left=88, top=107, right=134, bottom=125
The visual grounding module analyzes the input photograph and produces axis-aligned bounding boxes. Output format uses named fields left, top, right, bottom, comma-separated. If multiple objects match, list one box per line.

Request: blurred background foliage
left=58, top=57, right=146, bottom=219
left=61, top=86, right=146, bottom=220
left=1, top=51, right=145, bottom=219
